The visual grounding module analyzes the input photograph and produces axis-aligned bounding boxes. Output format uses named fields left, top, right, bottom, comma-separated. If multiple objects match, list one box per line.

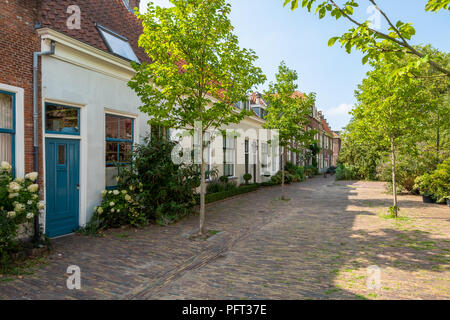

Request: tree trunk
left=391, top=136, right=398, bottom=218
left=281, top=147, right=287, bottom=200
left=199, top=130, right=206, bottom=235
left=436, top=112, right=440, bottom=162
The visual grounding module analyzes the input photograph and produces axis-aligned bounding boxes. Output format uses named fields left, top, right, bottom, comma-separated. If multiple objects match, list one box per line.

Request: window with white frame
left=271, top=144, right=278, bottom=173
left=261, top=142, right=270, bottom=175
left=223, top=135, right=235, bottom=177
left=0, top=91, right=15, bottom=172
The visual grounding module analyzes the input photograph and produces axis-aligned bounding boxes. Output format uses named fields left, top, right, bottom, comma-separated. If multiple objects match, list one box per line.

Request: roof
left=291, top=91, right=306, bottom=99
left=39, top=0, right=150, bottom=63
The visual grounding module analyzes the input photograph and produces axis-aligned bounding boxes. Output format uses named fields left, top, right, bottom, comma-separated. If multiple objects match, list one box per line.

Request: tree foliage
left=263, top=61, right=316, bottom=199
left=339, top=46, right=449, bottom=215
left=282, top=0, right=450, bottom=77
left=129, top=0, right=265, bottom=234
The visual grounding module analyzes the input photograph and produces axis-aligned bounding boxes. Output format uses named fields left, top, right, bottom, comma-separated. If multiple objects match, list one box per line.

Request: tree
left=352, top=57, right=432, bottom=217
left=129, top=0, right=265, bottom=235
left=282, top=0, right=450, bottom=77
left=263, top=61, right=316, bottom=200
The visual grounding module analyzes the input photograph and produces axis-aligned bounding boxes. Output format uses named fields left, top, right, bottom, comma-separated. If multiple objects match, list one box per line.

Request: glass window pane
left=58, top=145, right=66, bottom=165
left=0, top=93, right=13, bottom=130
left=106, top=142, right=118, bottom=163
left=120, top=118, right=133, bottom=140
left=119, top=142, right=132, bottom=163
left=0, top=133, right=12, bottom=164
left=98, top=27, right=140, bottom=63
left=46, top=104, right=79, bottom=134
left=105, top=166, right=119, bottom=188
left=106, top=115, right=119, bottom=139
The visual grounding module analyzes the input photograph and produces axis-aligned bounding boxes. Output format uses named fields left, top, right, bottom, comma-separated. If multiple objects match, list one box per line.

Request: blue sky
left=140, top=0, right=450, bottom=131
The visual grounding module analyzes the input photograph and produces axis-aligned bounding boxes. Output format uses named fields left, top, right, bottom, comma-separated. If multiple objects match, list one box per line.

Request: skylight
left=96, top=24, right=140, bottom=63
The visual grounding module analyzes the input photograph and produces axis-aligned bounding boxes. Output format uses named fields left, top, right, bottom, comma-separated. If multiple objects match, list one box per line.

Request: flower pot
left=422, top=195, right=435, bottom=204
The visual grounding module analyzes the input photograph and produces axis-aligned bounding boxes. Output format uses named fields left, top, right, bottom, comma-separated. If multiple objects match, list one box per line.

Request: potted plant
left=243, top=173, right=252, bottom=185
left=446, top=196, right=450, bottom=207
left=414, top=174, right=435, bottom=203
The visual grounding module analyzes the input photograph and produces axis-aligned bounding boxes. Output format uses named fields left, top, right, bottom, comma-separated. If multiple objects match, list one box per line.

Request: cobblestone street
left=1, top=176, right=449, bottom=300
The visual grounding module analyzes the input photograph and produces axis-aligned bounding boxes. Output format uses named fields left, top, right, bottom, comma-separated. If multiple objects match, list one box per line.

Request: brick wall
left=0, top=0, right=43, bottom=185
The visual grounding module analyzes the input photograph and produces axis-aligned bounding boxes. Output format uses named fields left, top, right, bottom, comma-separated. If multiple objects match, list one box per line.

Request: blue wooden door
left=45, top=138, right=80, bottom=237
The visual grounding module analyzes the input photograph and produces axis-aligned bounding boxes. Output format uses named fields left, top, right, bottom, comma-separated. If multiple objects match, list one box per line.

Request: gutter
left=33, top=40, right=55, bottom=242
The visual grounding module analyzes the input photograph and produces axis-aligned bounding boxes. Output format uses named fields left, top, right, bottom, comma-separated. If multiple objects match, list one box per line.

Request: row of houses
left=0, top=0, right=340, bottom=238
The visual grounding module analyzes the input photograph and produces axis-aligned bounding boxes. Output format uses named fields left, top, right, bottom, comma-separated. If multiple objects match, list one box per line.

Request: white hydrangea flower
left=37, top=201, right=45, bottom=210
left=121, top=190, right=127, bottom=194
left=97, top=207, right=104, bottom=214
left=101, top=190, right=107, bottom=196
left=32, top=194, right=39, bottom=199
left=1, top=161, right=12, bottom=172
left=26, top=212, right=34, bottom=220
left=113, top=190, right=120, bottom=195
left=111, top=208, right=115, bottom=213
left=109, top=202, right=115, bottom=207
left=8, top=181, right=21, bottom=192
left=15, top=177, right=24, bottom=183
left=117, top=209, right=120, bottom=213
left=7, top=211, right=16, bottom=218
left=27, top=200, right=33, bottom=205
left=125, top=194, right=132, bottom=202
left=25, top=172, right=38, bottom=182
left=8, top=193, right=19, bottom=198
left=14, top=203, right=25, bottom=212
left=27, top=184, right=39, bottom=193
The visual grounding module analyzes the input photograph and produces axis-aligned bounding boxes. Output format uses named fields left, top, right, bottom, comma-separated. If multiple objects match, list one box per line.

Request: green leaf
left=328, top=36, right=339, bottom=47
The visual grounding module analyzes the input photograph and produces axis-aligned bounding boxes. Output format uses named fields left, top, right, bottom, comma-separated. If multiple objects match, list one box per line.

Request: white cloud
left=325, top=103, right=354, bottom=116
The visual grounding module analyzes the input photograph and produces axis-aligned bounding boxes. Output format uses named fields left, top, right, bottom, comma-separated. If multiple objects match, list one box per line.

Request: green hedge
left=196, top=184, right=259, bottom=204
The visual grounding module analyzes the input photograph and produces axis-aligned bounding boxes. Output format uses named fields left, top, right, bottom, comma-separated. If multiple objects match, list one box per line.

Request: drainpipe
left=32, top=40, right=55, bottom=242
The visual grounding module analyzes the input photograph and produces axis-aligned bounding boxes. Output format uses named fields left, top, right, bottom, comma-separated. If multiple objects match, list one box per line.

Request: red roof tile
left=39, top=0, right=150, bottom=63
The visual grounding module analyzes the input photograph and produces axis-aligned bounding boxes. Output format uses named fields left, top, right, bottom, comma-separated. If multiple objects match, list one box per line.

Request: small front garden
left=84, top=135, right=201, bottom=234
left=0, top=162, right=48, bottom=274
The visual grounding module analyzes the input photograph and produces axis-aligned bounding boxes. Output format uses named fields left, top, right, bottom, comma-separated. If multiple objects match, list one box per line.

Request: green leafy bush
left=206, top=180, right=236, bottom=194
left=335, top=163, right=360, bottom=180
left=197, top=184, right=259, bottom=204
left=414, top=158, right=450, bottom=203
left=377, top=152, right=439, bottom=192
left=118, top=136, right=200, bottom=225
left=304, top=165, right=318, bottom=177
left=90, top=189, right=146, bottom=229
left=0, top=162, right=43, bottom=266
left=243, top=173, right=252, bottom=184
left=270, top=170, right=294, bottom=184
left=285, top=161, right=305, bottom=182
left=219, top=175, right=229, bottom=183
left=86, top=136, right=200, bottom=230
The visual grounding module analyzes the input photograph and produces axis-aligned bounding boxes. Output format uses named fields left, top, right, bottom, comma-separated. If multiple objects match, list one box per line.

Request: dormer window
left=96, top=24, right=140, bottom=63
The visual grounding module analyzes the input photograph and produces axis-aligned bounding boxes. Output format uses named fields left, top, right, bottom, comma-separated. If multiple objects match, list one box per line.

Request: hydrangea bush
left=0, top=162, right=44, bottom=263
left=91, top=187, right=147, bottom=229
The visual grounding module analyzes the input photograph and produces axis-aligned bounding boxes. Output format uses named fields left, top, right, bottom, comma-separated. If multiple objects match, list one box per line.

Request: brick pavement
left=1, top=176, right=449, bottom=299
